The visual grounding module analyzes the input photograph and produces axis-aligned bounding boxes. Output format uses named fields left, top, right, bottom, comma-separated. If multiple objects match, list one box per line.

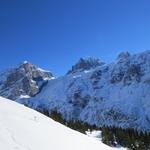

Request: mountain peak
left=116, top=51, right=130, bottom=63
left=19, top=60, right=33, bottom=66
left=22, top=60, right=29, bottom=64
left=67, top=57, right=105, bottom=74
left=0, top=61, right=54, bottom=100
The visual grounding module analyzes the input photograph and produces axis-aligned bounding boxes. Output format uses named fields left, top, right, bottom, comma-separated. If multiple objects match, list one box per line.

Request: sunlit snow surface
left=86, top=130, right=102, bottom=141
left=0, top=96, right=126, bottom=150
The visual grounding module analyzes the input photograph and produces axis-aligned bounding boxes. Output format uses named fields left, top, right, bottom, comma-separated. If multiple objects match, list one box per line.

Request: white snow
left=23, top=60, right=28, bottom=64
left=18, top=95, right=31, bottom=99
left=86, top=130, right=102, bottom=141
left=0, top=96, right=123, bottom=150
left=37, top=67, right=51, bottom=73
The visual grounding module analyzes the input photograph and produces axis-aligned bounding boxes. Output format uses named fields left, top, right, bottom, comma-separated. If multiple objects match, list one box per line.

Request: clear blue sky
left=0, top=0, right=150, bottom=76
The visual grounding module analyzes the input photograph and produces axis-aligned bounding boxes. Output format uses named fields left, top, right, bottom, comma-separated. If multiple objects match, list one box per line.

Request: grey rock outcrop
left=67, top=57, right=105, bottom=74
left=0, top=61, right=54, bottom=100
left=116, top=51, right=130, bottom=63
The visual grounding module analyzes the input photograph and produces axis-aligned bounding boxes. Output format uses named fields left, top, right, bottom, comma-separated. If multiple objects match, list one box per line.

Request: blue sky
left=0, top=0, right=150, bottom=76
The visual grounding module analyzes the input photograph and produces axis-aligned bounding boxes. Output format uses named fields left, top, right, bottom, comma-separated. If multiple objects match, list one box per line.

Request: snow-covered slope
left=19, top=50, right=150, bottom=132
left=0, top=96, right=119, bottom=150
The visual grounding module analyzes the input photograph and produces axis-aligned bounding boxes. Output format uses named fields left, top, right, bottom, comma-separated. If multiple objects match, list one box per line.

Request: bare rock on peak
left=0, top=61, right=54, bottom=100
left=67, top=57, right=105, bottom=74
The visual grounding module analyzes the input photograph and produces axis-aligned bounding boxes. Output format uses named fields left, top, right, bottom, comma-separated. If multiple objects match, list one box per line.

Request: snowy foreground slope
left=0, top=96, right=122, bottom=150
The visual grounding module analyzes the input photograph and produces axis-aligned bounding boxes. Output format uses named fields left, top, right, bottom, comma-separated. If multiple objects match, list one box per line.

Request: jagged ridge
left=0, top=61, right=54, bottom=100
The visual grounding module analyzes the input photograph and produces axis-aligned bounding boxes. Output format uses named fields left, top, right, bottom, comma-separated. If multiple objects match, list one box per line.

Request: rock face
left=67, top=57, right=105, bottom=74
left=0, top=61, right=54, bottom=100
left=116, top=51, right=130, bottom=63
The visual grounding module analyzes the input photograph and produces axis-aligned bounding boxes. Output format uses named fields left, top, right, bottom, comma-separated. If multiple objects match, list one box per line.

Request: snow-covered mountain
left=67, top=57, right=105, bottom=74
left=0, top=96, right=119, bottom=150
left=0, top=61, right=54, bottom=100
left=18, top=50, right=150, bottom=132
left=1, top=50, right=150, bottom=132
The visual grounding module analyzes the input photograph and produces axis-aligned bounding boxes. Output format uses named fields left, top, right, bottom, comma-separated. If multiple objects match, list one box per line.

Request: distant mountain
left=0, top=61, right=54, bottom=100
left=0, top=96, right=116, bottom=150
left=67, top=57, right=105, bottom=74
left=1, top=50, right=150, bottom=132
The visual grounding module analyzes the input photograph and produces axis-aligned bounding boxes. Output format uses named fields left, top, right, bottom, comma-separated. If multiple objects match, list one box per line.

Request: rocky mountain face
left=67, top=57, right=105, bottom=74
left=1, top=51, right=150, bottom=132
left=0, top=61, right=53, bottom=100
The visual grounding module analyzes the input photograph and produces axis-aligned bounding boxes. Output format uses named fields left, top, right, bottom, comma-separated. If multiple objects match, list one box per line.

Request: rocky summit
left=67, top=57, right=105, bottom=74
left=0, top=61, right=53, bottom=100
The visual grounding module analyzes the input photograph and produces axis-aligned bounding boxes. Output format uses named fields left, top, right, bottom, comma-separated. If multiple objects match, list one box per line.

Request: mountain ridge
left=0, top=61, right=54, bottom=100
left=1, top=50, right=150, bottom=132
